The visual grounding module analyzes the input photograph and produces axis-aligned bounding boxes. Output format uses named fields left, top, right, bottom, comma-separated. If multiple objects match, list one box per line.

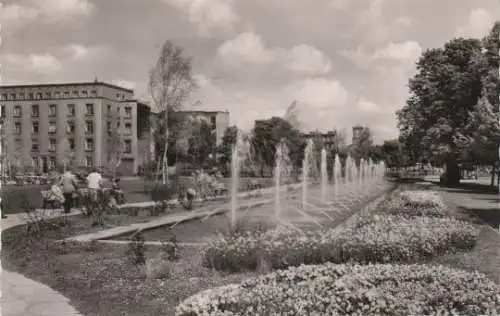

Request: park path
left=1, top=209, right=85, bottom=316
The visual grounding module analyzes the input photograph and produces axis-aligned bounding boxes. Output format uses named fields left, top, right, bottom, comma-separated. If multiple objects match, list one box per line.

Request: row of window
left=13, top=120, right=133, bottom=136
left=30, top=156, right=94, bottom=168
left=16, top=138, right=132, bottom=153
left=3, top=104, right=133, bottom=118
left=1, top=90, right=128, bottom=101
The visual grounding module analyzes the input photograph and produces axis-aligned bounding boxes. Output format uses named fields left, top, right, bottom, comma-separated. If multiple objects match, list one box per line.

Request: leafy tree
left=149, top=40, right=196, bottom=184
left=397, top=38, right=484, bottom=186
left=186, top=117, right=216, bottom=167
left=217, top=125, right=238, bottom=168
left=350, top=126, right=373, bottom=165
left=381, top=139, right=410, bottom=169
left=251, top=117, right=304, bottom=176
left=283, top=100, right=301, bottom=130
left=368, top=144, right=384, bottom=163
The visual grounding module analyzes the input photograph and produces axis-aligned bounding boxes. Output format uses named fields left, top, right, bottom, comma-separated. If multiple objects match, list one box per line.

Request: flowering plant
left=177, top=263, right=500, bottom=315
left=385, top=189, right=446, bottom=217
left=202, top=215, right=477, bottom=272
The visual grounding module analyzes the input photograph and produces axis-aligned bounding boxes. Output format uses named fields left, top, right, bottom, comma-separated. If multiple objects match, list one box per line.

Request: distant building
left=153, top=110, right=230, bottom=146
left=301, top=130, right=337, bottom=150
left=0, top=81, right=154, bottom=175
left=352, top=125, right=364, bottom=144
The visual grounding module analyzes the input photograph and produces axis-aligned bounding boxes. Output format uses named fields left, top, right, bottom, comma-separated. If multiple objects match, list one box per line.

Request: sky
left=1, top=0, right=499, bottom=143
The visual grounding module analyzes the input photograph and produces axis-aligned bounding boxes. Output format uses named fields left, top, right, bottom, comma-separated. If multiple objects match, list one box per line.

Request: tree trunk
left=444, top=156, right=460, bottom=187
left=490, top=165, right=496, bottom=187
left=161, top=128, right=169, bottom=185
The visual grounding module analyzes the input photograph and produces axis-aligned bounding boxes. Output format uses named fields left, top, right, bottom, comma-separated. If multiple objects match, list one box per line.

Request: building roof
left=0, top=81, right=134, bottom=94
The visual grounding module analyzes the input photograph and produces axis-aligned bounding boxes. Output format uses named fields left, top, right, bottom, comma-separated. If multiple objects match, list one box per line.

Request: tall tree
left=107, top=116, right=124, bottom=178
left=397, top=38, right=484, bottom=186
left=217, top=125, right=238, bottom=169
left=251, top=117, right=304, bottom=176
left=149, top=40, right=196, bottom=184
left=350, top=126, right=373, bottom=165
left=186, top=117, right=216, bottom=167
left=283, top=100, right=301, bottom=130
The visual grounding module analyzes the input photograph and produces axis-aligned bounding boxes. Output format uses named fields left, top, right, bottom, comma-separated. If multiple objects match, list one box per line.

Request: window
left=49, top=138, right=56, bottom=151
left=67, top=121, right=75, bottom=134
left=36, top=92, right=42, bottom=100
left=124, top=122, right=132, bottom=135
left=64, top=91, right=69, bottom=97
left=124, top=106, right=132, bottom=117
left=116, top=93, right=120, bottom=98
left=14, top=122, right=21, bottom=135
left=49, top=104, right=57, bottom=116
left=31, top=104, right=39, bottom=117
left=68, top=138, right=75, bottom=150
left=32, top=157, right=39, bottom=167
left=45, top=92, right=52, bottom=99
left=107, top=104, right=111, bottom=113
left=91, top=90, right=97, bottom=96
left=55, top=92, right=60, bottom=98
left=15, top=139, right=22, bottom=150
left=28, top=93, right=33, bottom=100
left=32, top=122, right=39, bottom=134
left=67, top=104, right=75, bottom=116
left=73, top=90, right=79, bottom=97
left=31, top=139, right=39, bottom=151
left=1, top=105, right=5, bottom=117
left=10, top=93, right=16, bottom=100
left=19, top=93, right=25, bottom=99
left=85, top=156, right=93, bottom=167
left=85, top=138, right=94, bottom=151
left=85, top=121, right=93, bottom=134
left=124, top=139, right=132, bottom=153
left=107, top=121, right=112, bottom=134
left=86, top=103, right=94, bottom=115
left=48, top=157, right=56, bottom=168
left=13, top=106, right=21, bottom=117
left=2, top=94, right=7, bottom=100
left=82, top=90, right=88, bottom=96
left=210, top=116, right=216, bottom=128
left=48, top=121, right=57, bottom=134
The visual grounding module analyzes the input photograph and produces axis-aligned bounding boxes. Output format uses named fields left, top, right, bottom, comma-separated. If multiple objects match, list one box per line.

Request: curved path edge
left=1, top=209, right=85, bottom=316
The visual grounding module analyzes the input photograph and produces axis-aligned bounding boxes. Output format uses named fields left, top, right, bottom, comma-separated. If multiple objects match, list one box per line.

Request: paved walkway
left=1, top=209, right=84, bottom=316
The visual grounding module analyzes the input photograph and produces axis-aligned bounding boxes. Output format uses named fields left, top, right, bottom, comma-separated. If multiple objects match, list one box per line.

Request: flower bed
left=384, top=189, right=447, bottom=217
left=176, top=263, right=500, bottom=316
left=202, top=215, right=478, bottom=272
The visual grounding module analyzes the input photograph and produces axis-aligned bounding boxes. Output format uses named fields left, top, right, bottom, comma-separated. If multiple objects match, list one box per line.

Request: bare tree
left=107, top=116, right=124, bottom=178
left=148, top=40, right=197, bottom=184
left=57, top=137, right=74, bottom=172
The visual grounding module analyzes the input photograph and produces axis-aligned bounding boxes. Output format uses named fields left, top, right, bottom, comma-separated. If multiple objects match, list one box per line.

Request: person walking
left=86, top=168, right=103, bottom=202
left=60, top=167, right=78, bottom=213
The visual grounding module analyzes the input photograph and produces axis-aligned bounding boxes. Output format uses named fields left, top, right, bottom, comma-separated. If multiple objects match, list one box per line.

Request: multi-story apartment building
left=301, top=130, right=337, bottom=150
left=0, top=81, right=154, bottom=175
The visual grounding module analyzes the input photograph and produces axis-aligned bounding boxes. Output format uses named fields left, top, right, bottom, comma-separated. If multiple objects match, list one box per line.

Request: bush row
left=202, top=214, right=477, bottom=272
left=382, top=189, right=447, bottom=218
left=176, top=263, right=500, bottom=316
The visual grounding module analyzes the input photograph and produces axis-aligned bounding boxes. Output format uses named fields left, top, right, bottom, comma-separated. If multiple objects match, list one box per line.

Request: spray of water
left=302, top=139, right=314, bottom=209
left=230, top=131, right=245, bottom=229
left=334, top=153, right=341, bottom=200
left=320, top=148, right=328, bottom=203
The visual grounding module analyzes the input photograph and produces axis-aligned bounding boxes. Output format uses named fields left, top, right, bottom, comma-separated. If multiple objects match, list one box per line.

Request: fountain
left=230, top=131, right=244, bottom=229
left=302, top=139, right=314, bottom=209
left=320, top=148, right=328, bottom=203
left=333, top=153, right=341, bottom=200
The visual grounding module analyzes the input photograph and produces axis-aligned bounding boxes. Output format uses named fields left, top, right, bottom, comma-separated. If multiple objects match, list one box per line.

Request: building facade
left=177, top=110, right=230, bottom=146
left=0, top=82, right=154, bottom=175
left=301, top=131, right=337, bottom=150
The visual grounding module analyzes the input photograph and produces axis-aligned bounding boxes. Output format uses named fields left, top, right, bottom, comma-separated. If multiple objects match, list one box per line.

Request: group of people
left=49, top=167, right=120, bottom=213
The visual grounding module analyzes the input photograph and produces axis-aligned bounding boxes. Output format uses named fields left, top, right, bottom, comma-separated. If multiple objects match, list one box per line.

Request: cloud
left=163, top=0, right=240, bottom=37
left=355, top=98, right=383, bottom=113
left=2, top=53, right=63, bottom=74
left=217, top=32, right=332, bottom=75
left=62, top=44, right=105, bottom=61
left=111, top=79, right=137, bottom=90
left=455, top=8, right=495, bottom=38
left=342, top=40, right=422, bottom=71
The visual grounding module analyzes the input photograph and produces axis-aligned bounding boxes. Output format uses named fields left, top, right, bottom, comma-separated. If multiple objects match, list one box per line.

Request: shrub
left=336, top=215, right=477, bottom=263
left=177, top=263, right=500, bottom=316
left=126, top=231, right=146, bottom=265
left=202, top=215, right=478, bottom=272
left=385, top=189, right=446, bottom=217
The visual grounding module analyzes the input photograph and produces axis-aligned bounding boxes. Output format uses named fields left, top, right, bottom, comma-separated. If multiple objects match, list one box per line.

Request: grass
left=2, top=180, right=498, bottom=316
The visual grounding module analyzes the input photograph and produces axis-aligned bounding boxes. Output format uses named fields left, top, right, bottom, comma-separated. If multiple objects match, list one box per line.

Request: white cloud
left=164, top=0, right=240, bottom=37
left=342, top=40, right=422, bottom=71
left=455, top=8, right=495, bottom=38
left=393, top=16, right=412, bottom=28
left=111, top=80, right=137, bottom=90
left=356, top=98, right=382, bottom=113
left=217, top=32, right=332, bottom=75
left=3, top=53, right=63, bottom=74
left=286, top=78, right=348, bottom=110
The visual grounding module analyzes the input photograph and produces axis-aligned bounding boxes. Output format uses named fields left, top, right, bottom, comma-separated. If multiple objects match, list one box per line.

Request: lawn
left=2, top=179, right=498, bottom=315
